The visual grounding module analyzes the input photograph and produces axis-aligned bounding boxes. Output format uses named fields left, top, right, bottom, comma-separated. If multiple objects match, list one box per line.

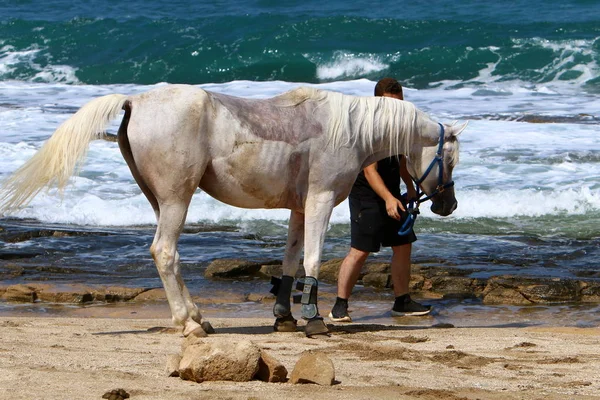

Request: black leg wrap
left=273, top=275, right=294, bottom=318
left=269, top=276, right=282, bottom=295
left=299, top=276, right=319, bottom=320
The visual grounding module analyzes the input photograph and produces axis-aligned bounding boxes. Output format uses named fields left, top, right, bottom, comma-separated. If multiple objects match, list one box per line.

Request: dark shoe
left=328, top=297, right=352, bottom=322
left=391, top=294, right=432, bottom=317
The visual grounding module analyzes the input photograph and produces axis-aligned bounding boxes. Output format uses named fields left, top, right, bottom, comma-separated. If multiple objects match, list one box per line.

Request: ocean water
left=1, top=1, right=600, bottom=314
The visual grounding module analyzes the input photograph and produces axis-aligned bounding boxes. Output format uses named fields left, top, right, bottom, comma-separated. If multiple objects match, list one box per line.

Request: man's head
left=374, top=77, right=403, bottom=100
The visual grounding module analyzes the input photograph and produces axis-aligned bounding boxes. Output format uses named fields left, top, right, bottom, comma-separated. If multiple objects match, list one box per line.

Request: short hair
left=374, top=77, right=403, bottom=98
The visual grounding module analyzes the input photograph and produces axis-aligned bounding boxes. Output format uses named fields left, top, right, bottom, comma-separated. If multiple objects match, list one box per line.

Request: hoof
left=304, top=317, right=329, bottom=337
left=274, top=314, right=298, bottom=332
left=187, top=326, right=208, bottom=338
left=201, top=321, right=215, bottom=334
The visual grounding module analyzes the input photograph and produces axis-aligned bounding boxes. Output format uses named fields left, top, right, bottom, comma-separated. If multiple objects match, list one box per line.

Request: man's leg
left=390, top=243, right=431, bottom=316
left=338, top=247, right=370, bottom=299
left=329, top=247, right=369, bottom=322
left=390, top=243, right=412, bottom=296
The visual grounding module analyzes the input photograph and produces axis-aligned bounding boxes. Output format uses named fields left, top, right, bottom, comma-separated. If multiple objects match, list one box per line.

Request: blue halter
left=398, top=123, right=454, bottom=236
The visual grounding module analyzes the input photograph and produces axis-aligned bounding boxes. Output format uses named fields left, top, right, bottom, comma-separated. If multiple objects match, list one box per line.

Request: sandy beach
left=1, top=305, right=599, bottom=400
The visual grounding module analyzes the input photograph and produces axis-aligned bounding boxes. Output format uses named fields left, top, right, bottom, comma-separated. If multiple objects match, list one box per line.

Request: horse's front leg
left=273, top=210, right=304, bottom=332
left=301, top=191, right=335, bottom=337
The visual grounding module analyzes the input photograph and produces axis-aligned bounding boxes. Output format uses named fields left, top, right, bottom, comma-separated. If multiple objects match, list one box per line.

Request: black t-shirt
left=349, top=156, right=402, bottom=203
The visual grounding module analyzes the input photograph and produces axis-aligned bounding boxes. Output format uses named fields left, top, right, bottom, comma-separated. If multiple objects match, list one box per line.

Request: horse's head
left=406, top=121, right=467, bottom=216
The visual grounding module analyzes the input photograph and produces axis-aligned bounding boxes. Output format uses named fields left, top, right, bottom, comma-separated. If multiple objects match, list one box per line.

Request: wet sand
left=1, top=301, right=599, bottom=400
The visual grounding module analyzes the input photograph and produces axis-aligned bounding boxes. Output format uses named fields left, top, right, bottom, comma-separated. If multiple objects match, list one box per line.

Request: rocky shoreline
left=2, top=257, right=600, bottom=307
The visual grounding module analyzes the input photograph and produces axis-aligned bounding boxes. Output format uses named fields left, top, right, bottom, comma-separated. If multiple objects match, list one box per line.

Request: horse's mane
left=275, top=87, right=419, bottom=156
left=446, top=134, right=460, bottom=167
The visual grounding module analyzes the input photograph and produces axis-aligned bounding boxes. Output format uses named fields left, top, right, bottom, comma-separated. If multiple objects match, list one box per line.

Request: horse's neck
left=414, top=115, right=442, bottom=147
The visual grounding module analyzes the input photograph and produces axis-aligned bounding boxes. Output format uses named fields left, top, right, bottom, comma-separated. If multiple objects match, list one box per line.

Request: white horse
left=0, top=84, right=465, bottom=337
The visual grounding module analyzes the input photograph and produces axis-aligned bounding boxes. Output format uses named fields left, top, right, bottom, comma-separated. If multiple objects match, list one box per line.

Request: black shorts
left=349, top=196, right=417, bottom=253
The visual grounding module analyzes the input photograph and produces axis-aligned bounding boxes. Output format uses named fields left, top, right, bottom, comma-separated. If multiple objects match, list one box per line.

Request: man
left=329, top=78, right=431, bottom=322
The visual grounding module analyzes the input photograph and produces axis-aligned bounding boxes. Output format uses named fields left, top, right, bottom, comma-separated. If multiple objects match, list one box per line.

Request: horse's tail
left=0, top=94, right=129, bottom=213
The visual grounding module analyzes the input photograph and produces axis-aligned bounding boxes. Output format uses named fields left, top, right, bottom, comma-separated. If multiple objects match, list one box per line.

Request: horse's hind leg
left=151, top=202, right=205, bottom=337
left=117, top=104, right=206, bottom=336
left=273, top=210, right=304, bottom=332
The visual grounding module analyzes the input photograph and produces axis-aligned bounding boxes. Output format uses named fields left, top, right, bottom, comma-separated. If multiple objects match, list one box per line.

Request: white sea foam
left=0, top=80, right=599, bottom=226
left=0, top=45, right=80, bottom=84
left=314, top=52, right=387, bottom=80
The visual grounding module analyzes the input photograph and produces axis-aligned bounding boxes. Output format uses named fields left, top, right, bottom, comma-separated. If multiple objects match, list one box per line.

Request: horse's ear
left=451, top=121, right=468, bottom=137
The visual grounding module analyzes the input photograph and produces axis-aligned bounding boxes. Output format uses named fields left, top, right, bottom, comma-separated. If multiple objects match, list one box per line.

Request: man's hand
left=385, top=197, right=405, bottom=221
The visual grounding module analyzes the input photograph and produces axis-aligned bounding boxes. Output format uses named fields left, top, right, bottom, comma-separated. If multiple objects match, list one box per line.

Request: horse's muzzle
left=430, top=196, right=457, bottom=217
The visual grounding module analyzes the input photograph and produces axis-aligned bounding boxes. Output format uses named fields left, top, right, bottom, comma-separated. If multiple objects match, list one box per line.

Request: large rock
left=1, top=284, right=37, bottom=302
left=363, top=262, right=390, bottom=274
left=0, top=249, right=42, bottom=260
left=408, top=273, right=426, bottom=292
left=204, top=259, right=263, bottom=279
left=35, top=283, right=96, bottom=304
left=165, top=354, right=181, bottom=377
left=482, top=276, right=582, bottom=305
left=258, top=264, right=305, bottom=279
left=100, top=286, right=147, bottom=302
left=178, top=338, right=261, bottom=383
left=133, top=288, right=167, bottom=302
left=6, top=283, right=147, bottom=304
left=317, top=258, right=343, bottom=283
left=290, top=351, right=335, bottom=386
left=481, top=286, right=533, bottom=305
left=362, top=272, right=391, bottom=289
left=580, top=281, right=600, bottom=302
left=429, top=276, right=485, bottom=299
left=255, top=350, right=288, bottom=382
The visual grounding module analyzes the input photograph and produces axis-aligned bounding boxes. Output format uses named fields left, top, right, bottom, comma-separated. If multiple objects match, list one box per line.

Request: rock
left=429, top=276, right=485, bottom=299
left=1, top=284, right=37, bottom=302
left=255, top=350, right=288, bottom=382
left=133, top=288, right=167, bottom=302
left=258, top=264, right=305, bottom=279
left=520, top=279, right=580, bottom=303
left=580, top=281, right=600, bottom=302
left=482, top=286, right=533, bottom=305
left=204, top=259, right=263, bottom=279
left=362, top=272, right=391, bottom=288
left=101, top=286, right=147, bottom=302
left=17, top=284, right=147, bottom=304
left=0, top=249, right=42, bottom=260
left=246, top=292, right=276, bottom=303
left=101, top=388, right=130, bottom=399
left=0, top=264, right=24, bottom=281
left=408, top=274, right=426, bottom=292
left=180, top=334, right=205, bottom=353
left=165, top=354, right=181, bottom=377
left=193, top=292, right=247, bottom=305
left=482, top=276, right=582, bottom=305
left=258, top=264, right=283, bottom=278
left=33, top=283, right=95, bottom=304
left=178, top=338, right=261, bottom=383
left=317, top=259, right=343, bottom=283
left=363, top=262, right=390, bottom=274
left=290, top=351, right=335, bottom=386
